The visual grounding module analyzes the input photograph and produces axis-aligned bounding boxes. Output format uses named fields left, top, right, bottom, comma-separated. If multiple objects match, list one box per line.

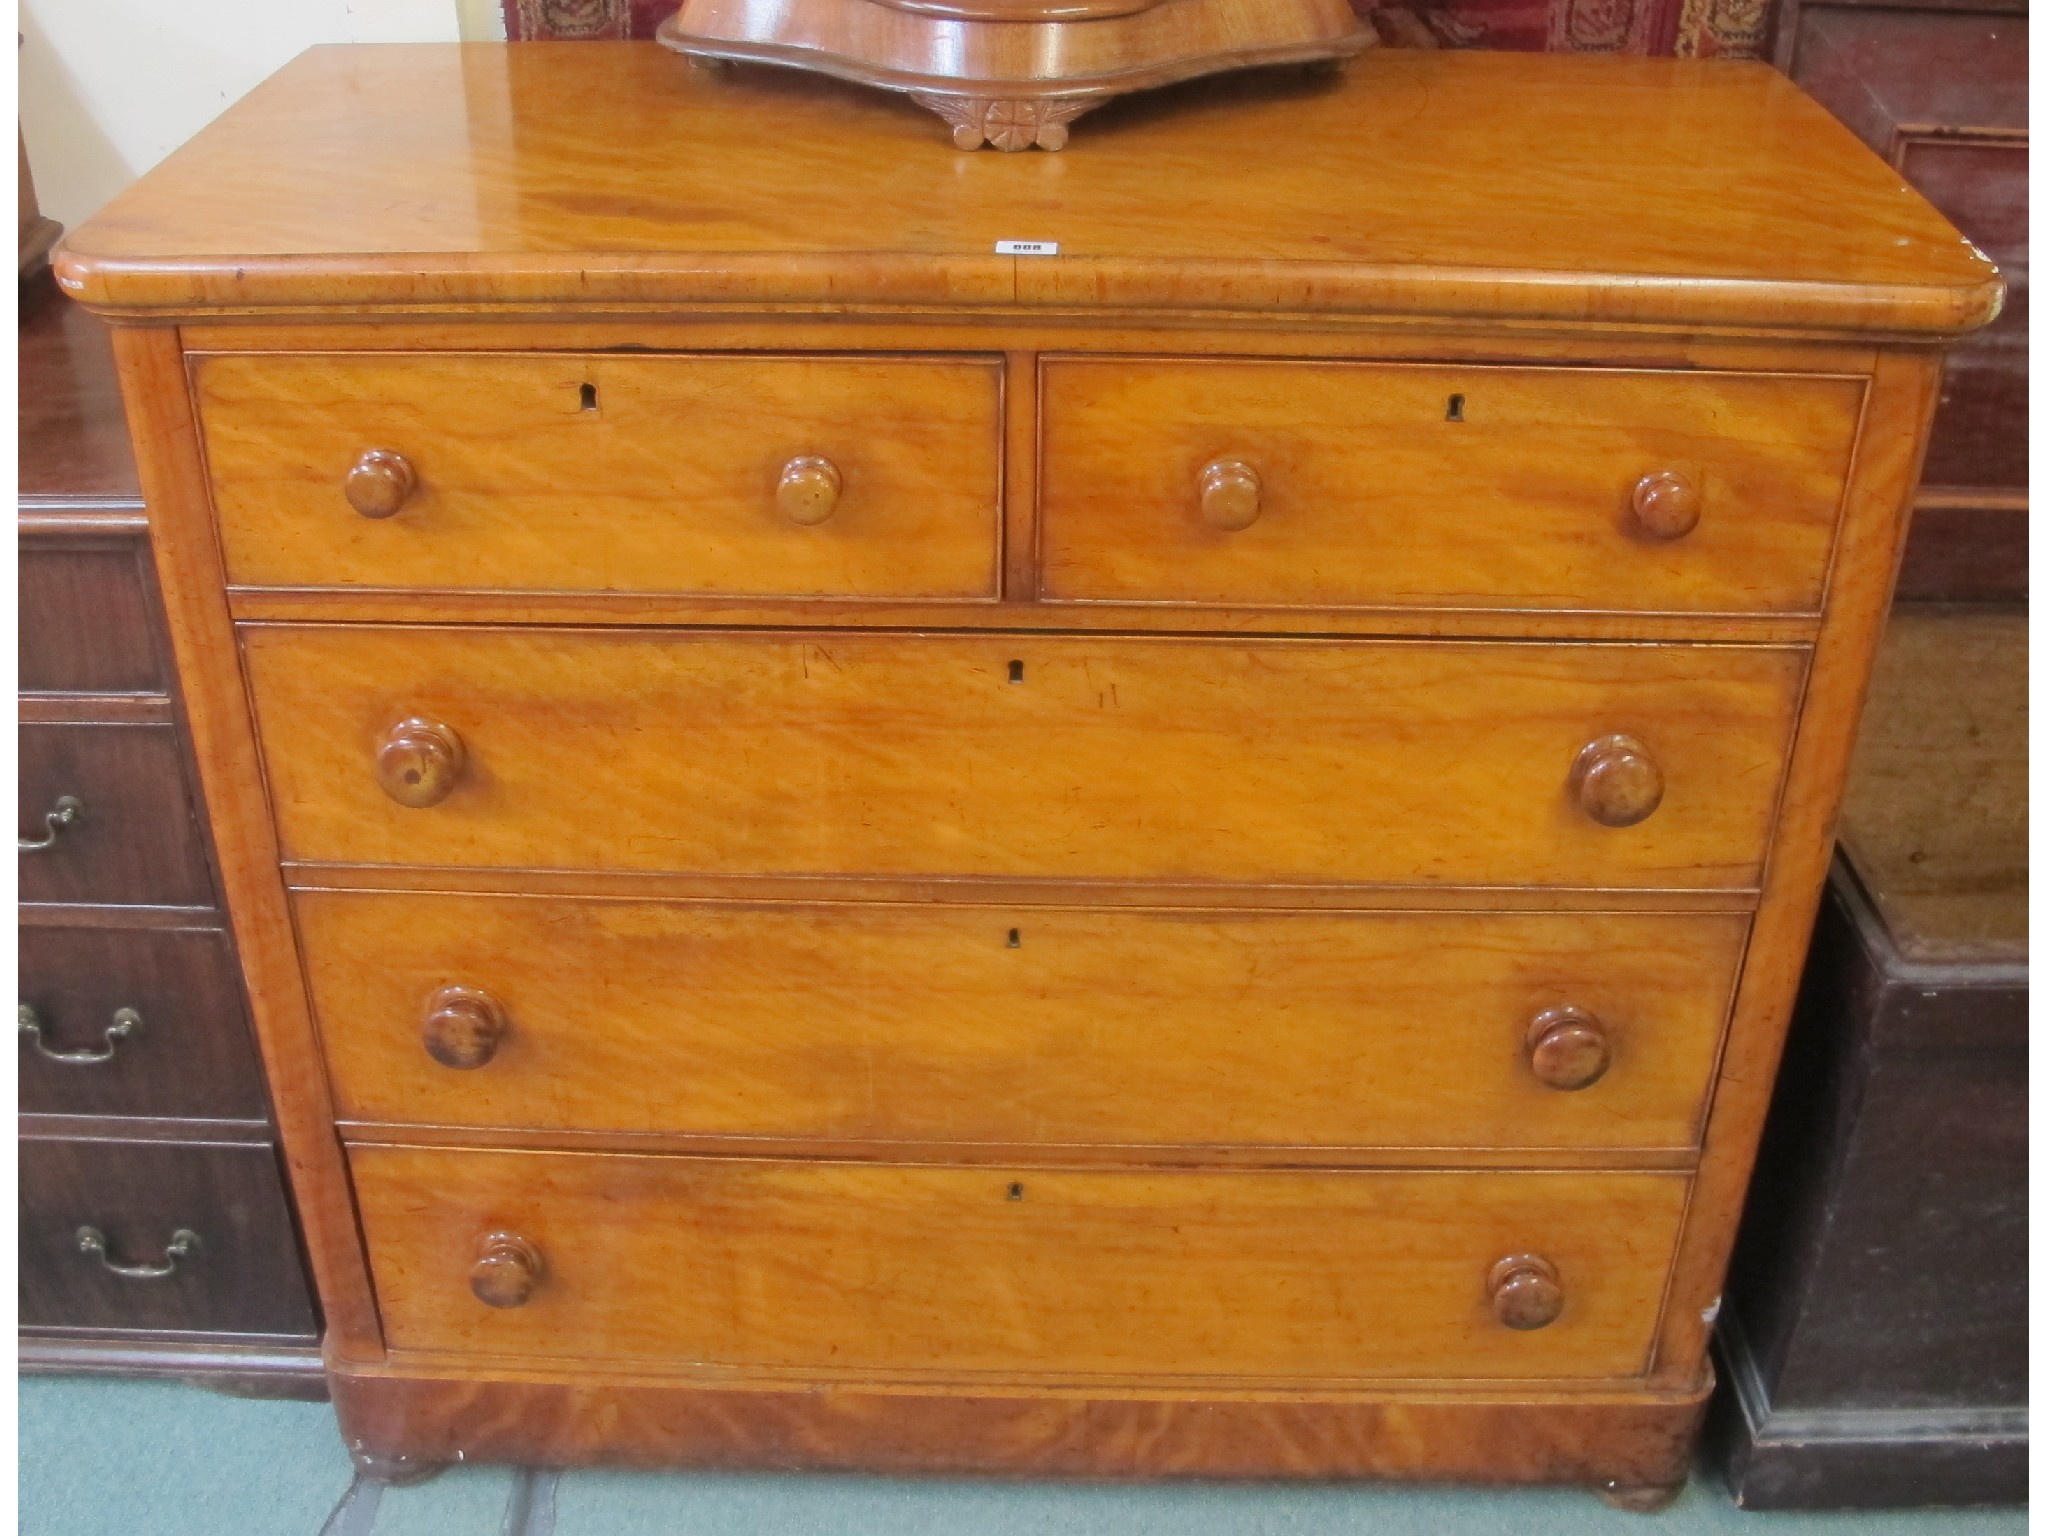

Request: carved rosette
left=910, top=93, right=1095, bottom=151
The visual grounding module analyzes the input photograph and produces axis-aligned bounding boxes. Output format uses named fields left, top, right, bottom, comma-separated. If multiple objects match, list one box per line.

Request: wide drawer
left=19, top=723, right=214, bottom=907
left=19, top=924, right=266, bottom=1121
left=194, top=352, right=1003, bottom=600
left=19, top=1134, right=317, bottom=1338
left=19, top=534, right=165, bottom=695
left=246, top=627, right=1804, bottom=889
left=1039, top=359, right=1863, bottom=613
left=307, top=890, right=1746, bottom=1151
left=354, top=1147, right=1687, bottom=1382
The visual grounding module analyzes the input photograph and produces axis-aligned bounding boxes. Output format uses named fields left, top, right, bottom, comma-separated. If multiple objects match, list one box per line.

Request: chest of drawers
left=56, top=43, right=1998, bottom=1500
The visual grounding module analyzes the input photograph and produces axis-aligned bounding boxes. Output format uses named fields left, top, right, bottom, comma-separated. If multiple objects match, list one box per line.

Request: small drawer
left=194, top=352, right=1003, bottom=600
left=19, top=924, right=266, bottom=1120
left=355, top=1147, right=1686, bottom=1382
left=1038, top=358, right=1863, bottom=613
left=18, top=723, right=214, bottom=907
left=19, top=535, right=165, bottom=694
left=307, top=889, right=1746, bottom=1152
left=20, top=1135, right=317, bottom=1338
left=245, top=626, right=1804, bottom=890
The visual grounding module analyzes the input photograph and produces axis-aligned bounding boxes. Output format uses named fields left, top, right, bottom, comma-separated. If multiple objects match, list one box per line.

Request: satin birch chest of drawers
left=56, top=42, right=1999, bottom=1500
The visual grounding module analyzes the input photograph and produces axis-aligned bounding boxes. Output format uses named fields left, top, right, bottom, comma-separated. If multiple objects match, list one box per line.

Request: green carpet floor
left=18, top=1376, right=2030, bottom=1535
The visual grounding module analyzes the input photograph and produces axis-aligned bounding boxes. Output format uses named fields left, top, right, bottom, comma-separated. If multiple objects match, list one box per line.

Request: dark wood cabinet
left=17, top=269, right=323, bottom=1396
left=1775, top=2, right=2026, bottom=601
left=1715, top=606, right=2026, bottom=1507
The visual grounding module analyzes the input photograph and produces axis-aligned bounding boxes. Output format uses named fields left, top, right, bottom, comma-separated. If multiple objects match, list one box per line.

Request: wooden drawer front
left=195, top=353, right=1003, bottom=600
left=307, top=890, right=1746, bottom=1151
left=1038, top=360, right=1862, bottom=613
left=356, top=1148, right=1685, bottom=1381
left=19, top=925, right=266, bottom=1121
left=19, top=1135, right=317, bottom=1338
left=19, top=537, right=165, bottom=695
left=19, top=723, right=214, bottom=907
left=247, top=628, right=1803, bottom=889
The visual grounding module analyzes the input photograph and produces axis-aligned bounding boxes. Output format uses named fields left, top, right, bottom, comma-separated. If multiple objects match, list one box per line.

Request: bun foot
left=350, top=1448, right=447, bottom=1486
left=1597, top=1481, right=1684, bottom=1514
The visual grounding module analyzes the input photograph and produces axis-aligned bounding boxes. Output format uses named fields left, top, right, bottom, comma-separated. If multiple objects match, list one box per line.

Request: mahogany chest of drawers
left=18, top=272, right=320, bottom=1388
left=55, top=43, right=1998, bottom=1500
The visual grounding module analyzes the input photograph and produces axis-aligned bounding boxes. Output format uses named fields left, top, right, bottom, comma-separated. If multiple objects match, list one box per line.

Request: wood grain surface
left=1039, top=359, right=1861, bottom=614
left=329, top=1363, right=1707, bottom=1482
left=242, top=626, right=1805, bottom=888
left=54, top=49, right=1997, bottom=334
left=196, top=352, right=1003, bottom=599
left=301, top=889, right=1747, bottom=1151
left=353, top=1146, right=1688, bottom=1381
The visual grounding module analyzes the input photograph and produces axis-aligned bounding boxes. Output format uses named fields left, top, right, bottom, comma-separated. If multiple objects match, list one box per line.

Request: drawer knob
left=19, top=794, right=83, bottom=852
left=1488, top=1254, right=1563, bottom=1331
left=1198, top=458, right=1262, bottom=531
left=1569, top=734, right=1663, bottom=828
left=777, top=455, right=842, bottom=525
left=1631, top=470, right=1702, bottom=539
left=76, top=1225, right=201, bottom=1281
left=19, top=1002, right=142, bottom=1066
left=376, top=717, right=466, bottom=809
left=1526, top=1005, right=1611, bottom=1091
left=344, top=449, right=419, bottom=519
left=422, top=985, right=508, bottom=1070
left=470, top=1232, right=543, bottom=1308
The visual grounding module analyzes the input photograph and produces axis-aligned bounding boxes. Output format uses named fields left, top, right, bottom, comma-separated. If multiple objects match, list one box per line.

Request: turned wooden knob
left=344, top=449, right=418, bottom=519
left=375, top=716, right=466, bottom=809
left=1488, top=1254, right=1563, bottom=1331
left=422, top=985, right=508, bottom=1070
left=1526, top=1006, right=1611, bottom=1091
left=469, top=1232, right=543, bottom=1308
left=1198, top=458, right=1261, bottom=531
left=776, top=455, right=842, bottom=525
left=1569, top=734, right=1663, bottom=828
left=1631, top=470, right=1701, bottom=540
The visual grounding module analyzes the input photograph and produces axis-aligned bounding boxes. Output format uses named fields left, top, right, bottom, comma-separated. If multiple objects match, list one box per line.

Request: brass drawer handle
left=76, top=1225, right=201, bottom=1280
left=19, top=794, right=83, bottom=852
left=19, top=1003, right=142, bottom=1065
left=1488, top=1253, right=1563, bottom=1331
left=1525, top=1005, right=1610, bottom=1091
left=777, top=455, right=842, bottom=525
left=345, top=448, right=419, bottom=519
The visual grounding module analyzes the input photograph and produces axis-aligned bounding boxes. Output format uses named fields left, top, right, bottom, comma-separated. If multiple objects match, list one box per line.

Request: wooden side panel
left=194, top=353, right=1004, bottom=600
left=107, top=325, right=384, bottom=1359
left=1038, top=360, right=1861, bottom=613
left=304, top=890, right=1747, bottom=1152
left=244, top=628, right=1806, bottom=890
left=1649, top=351, right=1944, bottom=1386
left=330, top=1365, right=1708, bottom=1483
left=353, top=1147, right=1689, bottom=1382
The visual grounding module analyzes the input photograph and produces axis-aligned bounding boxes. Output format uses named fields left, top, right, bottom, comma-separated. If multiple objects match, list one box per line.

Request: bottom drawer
left=19, top=1136, right=317, bottom=1338
left=354, top=1147, right=1686, bottom=1383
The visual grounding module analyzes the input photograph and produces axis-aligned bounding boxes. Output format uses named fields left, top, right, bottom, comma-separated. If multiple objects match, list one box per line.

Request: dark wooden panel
left=18, top=722, right=215, bottom=908
left=18, top=1334, right=328, bottom=1401
left=18, top=924, right=267, bottom=1121
left=1715, top=862, right=2026, bottom=1507
left=19, top=1135, right=317, bottom=1338
left=1782, top=6, right=2027, bottom=599
left=19, top=535, right=167, bottom=695
left=18, top=271, right=141, bottom=508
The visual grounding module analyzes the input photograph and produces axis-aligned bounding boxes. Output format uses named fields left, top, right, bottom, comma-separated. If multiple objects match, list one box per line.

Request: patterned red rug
left=503, top=0, right=1770, bottom=55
